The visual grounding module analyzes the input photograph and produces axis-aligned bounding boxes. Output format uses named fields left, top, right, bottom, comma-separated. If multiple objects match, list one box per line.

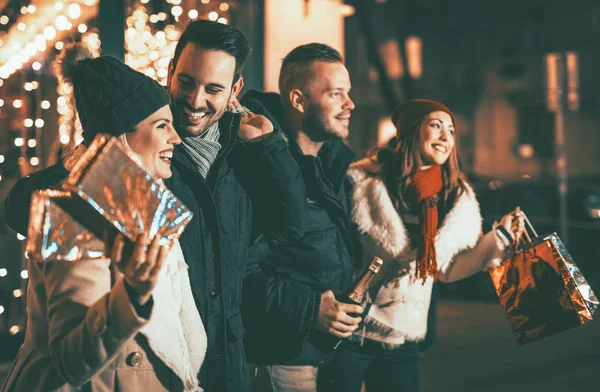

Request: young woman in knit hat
left=2, top=44, right=206, bottom=392
left=318, top=99, right=524, bottom=392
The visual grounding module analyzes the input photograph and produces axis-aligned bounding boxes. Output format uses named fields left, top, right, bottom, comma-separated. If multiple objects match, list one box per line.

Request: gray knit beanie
left=54, top=43, right=171, bottom=145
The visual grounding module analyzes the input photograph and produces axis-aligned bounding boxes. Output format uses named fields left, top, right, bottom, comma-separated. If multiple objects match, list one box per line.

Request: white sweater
left=348, top=161, right=506, bottom=345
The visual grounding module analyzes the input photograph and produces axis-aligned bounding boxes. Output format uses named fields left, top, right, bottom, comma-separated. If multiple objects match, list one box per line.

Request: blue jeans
left=317, top=338, right=420, bottom=392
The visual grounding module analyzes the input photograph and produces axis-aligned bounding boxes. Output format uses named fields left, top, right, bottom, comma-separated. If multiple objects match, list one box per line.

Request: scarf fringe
left=184, top=366, right=203, bottom=392
left=416, top=238, right=438, bottom=283
left=411, top=166, right=443, bottom=282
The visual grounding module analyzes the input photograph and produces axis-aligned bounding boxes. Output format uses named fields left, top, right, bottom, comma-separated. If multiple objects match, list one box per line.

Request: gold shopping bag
left=489, top=214, right=598, bottom=344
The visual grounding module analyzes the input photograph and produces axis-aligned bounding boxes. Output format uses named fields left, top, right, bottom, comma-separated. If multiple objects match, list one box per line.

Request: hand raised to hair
left=228, top=97, right=274, bottom=142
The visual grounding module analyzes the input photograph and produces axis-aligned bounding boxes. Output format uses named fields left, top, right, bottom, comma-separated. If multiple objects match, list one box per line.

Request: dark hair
left=278, top=43, right=343, bottom=95
left=380, top=119, right=469, bottom=217
left=173, top=19, right=251, bottom=83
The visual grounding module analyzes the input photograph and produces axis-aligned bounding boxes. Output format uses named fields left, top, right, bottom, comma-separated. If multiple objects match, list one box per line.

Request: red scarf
left=410, top=165, right=443, bottom=282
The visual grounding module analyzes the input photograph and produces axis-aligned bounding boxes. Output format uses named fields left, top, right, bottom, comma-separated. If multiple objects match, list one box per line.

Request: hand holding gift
left=109, top=232, right=169, bottom=306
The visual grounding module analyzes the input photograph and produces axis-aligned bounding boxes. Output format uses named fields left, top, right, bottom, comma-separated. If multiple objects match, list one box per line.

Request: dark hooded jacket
left=240, top=90, right=357, bottom=366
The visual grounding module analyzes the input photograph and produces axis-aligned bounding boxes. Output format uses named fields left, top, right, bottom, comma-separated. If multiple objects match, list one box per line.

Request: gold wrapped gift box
left=27, top=134, right=193, bottom=262
left=26, top=190, right=105, bottom=262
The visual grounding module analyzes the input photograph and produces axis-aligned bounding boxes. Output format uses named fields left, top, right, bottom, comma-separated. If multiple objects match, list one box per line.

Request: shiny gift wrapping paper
left=490, top=233, right=598, bottom=344
left=27, top=134, right=193, bottom=262
left=26, top=190, right=105, bottom=262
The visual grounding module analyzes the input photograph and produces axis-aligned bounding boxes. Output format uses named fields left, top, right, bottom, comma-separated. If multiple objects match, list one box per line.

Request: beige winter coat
left=1, top=241, right=206, bottom=392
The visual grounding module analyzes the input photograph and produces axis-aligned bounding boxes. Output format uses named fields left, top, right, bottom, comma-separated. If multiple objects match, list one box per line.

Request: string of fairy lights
left=0, top=0, right=99, bottom=187
left=0, top=1, right=102, bottom=335
left=126, top=0, right=231, bottom=85
left=0, top=0, right=235, bottom=335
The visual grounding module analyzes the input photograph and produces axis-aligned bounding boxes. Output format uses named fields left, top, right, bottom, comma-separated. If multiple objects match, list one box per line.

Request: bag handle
left=514, top=210, right=538, bottom=249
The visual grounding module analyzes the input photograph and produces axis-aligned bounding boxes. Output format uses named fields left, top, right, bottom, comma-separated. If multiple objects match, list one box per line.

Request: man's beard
left=302, top=104, right=335, bottom=143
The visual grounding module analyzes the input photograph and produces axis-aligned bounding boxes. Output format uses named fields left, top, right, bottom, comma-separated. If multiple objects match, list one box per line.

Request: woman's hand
left=498, top=206, right=526, bottom=243
left=110, top=232, right=168, bottom=306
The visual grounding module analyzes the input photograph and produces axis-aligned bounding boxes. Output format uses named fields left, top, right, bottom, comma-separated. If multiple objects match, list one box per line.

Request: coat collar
left=215, top=111, right=241, bottom=157
left=348, top=163, right=482, bottom=264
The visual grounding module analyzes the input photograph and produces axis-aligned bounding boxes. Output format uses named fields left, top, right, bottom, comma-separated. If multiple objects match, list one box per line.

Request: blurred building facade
left=343, top=0, right=600, bottom=180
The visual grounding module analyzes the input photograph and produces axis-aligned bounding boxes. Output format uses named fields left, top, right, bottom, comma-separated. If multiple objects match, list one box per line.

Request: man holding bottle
left=240, top=43, right=362, bottom=391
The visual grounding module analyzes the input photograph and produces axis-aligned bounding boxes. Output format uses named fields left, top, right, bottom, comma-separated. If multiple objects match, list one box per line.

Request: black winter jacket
left=3, top=111, right=307, bottom=392
left=240, top=90, right=357, bottom=366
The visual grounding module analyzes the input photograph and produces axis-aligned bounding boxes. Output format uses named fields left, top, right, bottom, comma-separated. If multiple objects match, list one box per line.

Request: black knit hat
left=54, top=44, right=171, bottom=144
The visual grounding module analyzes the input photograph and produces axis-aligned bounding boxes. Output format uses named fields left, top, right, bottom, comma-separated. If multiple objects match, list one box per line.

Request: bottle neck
left=347, top=271, right=377, bottom=303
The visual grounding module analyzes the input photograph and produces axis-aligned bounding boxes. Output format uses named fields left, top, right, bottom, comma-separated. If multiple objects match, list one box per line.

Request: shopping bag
left=489, top=213, right=598, bottom=344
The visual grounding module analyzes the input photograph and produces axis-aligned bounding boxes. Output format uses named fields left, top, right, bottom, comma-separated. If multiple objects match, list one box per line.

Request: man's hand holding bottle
left=316, top=290, right=364, bottom=338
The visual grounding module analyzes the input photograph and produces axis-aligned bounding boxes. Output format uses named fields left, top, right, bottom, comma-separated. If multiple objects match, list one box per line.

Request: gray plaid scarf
left=180, top=121, right=221, bottom=178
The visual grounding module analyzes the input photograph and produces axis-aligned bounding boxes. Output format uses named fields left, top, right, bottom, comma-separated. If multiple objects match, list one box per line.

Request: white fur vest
left=348, top=161, right=505, bottom=345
